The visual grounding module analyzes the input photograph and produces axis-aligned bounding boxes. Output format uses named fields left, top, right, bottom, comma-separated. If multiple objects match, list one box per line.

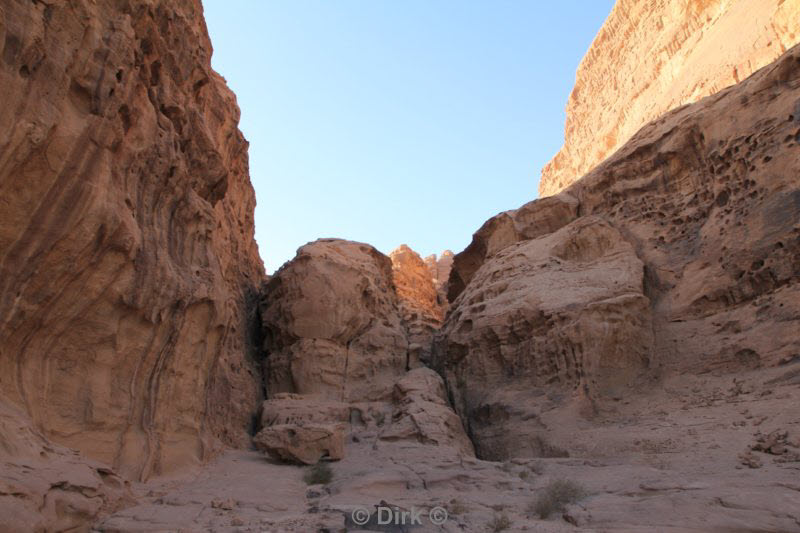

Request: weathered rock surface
left=379, top=367, right=475, bottom=456
left=0, top=400, right=132, bottom=531
left=390, top=244, right=447, bottom=366
left=439, top=216, right=653, bottom=459
left=260, top=239, right=407, bottom=402
left=440, top=43, right=800, bottom=460
left=447, top=192, right=579, bottom=301
left=254, top=424, right=346, bottom=465
left=424, top=249, right=454, bottom=303
left=98, top=366, right=800, bottom=532
left=259, top=393, right=350, bottom=428
left=540, top=0, right=800, bottom=196
left=253, top=394, right=349, bottom=464
left=256, top=239, right=474, bottom=467
left=0, top=0, right=264, bottom=481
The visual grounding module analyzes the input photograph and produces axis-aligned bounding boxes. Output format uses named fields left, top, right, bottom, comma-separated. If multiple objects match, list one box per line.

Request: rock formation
left=447, top=193, right=579, bottom=301
left=439, top=42, right=800, bottom=460
left=424, top=249, right=454, bottom=303
left=390, top=244, right=447, bottom=366
left=0, top=400, right=132, bottom=532
left=260, top=239, right=408, bottom=402
left=539, top=0, right=800, bottom=196
left=0, top=0, right=264, bottom=487
left=3, top=0, right=800, bottom=530
left=439, top=216, right=653, bottom=459
left=256, top=239, right=473, bottom=465
left=379, top=367, right=475, bottom=456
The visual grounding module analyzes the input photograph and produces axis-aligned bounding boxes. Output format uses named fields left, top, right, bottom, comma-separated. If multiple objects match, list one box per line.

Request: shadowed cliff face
left=0, top=0, right=264, bottom=480
left=540, top=0, right=800, bottom=197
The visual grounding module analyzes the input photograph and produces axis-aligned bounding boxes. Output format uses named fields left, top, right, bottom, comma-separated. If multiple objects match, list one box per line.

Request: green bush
left=303, top=461, right=333, bottom=485
left=531, top=479, right=587, bottom=519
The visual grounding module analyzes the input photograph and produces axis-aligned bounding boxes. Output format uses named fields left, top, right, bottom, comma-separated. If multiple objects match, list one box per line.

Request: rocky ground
left=1, top=1, right=799, bottom=532
left=94, top=362, right=800, bottom=532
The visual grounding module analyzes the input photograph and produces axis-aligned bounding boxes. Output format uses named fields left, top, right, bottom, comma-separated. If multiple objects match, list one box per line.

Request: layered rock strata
left=540, top=0, right=800, bottom=196
left=0, top=0, right=264, bottom=482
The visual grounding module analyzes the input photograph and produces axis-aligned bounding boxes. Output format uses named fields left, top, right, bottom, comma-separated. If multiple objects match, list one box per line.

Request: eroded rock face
left=424, top=249, right=454, bottom=304
left=437, top=217, right=652, bottom=459
left=379, top=367, right=475, bottom=456
left=254, top=424, right=346, bottom=465
left=258, top=239, right=474, bottom=464
left=0, top=0, right=264, bottom=480
left=0, top=400, right=132, bottom=531
left=390, top=245, right=446, bottom=366
left=447, top=192, right=579, bottom=301
left=439, top=43, right=800, bottom=460
left=253, top=394, right=349, bottom=465
left=260, top=239, right=407, bottom=402
left=540, top=0, right=800, bottom=197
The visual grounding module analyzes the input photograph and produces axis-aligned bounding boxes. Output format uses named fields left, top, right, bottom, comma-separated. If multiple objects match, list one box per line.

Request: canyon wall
left=441, top=43, right=800, bottom=459
left=390, top=245, right=447, bottom=366
left=539, top=0, right=800, bottom=197
left=256, top=239, right=473, bottom=464
left=0, top=0, right=264, bottom=481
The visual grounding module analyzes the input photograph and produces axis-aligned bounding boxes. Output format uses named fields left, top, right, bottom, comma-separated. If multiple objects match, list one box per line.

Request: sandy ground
left=95, top=363, right=800, bottom=532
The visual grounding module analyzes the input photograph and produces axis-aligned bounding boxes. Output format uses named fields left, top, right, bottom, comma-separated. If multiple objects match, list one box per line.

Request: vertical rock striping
left=0, top=0, right=264, bottom=481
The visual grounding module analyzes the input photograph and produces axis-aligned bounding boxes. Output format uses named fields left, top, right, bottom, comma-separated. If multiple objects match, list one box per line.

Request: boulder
left=260, top=239, right=407, bottom=402
left=437, top=216, right=653, bottom=459
left=254, top=424, right=346, bottom=465
left=379, top=368, right=474, bottom=456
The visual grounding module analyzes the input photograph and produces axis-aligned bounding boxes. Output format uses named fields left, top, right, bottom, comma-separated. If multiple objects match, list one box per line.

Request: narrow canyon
left=0, top=0, right=798, bottom=532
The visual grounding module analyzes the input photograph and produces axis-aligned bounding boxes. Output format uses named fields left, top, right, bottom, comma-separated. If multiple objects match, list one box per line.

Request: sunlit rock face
left=0, top=0, right=264, bottom=480
left=260, top=239, right=408, bottom=402
left=539, top=0, right=800, bottom=197
left=424, top=249, right=454, bottom=305
left=256, top=239, right=474, bottom=465
left=439, top=43, right=800, bottom=460
left=390, top=244, right=448, bottom=366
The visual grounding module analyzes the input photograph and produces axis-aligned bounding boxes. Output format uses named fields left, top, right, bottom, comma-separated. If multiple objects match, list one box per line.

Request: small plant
left=487, top=512, right=511, bottom=531
left=519, top=470, right=530, bottom=480
left=303, top=461, right=333, bottom=485
left=528, top=460, right=544, bottom=475
left=533, top=435, right=569, bottom=458
left=448, top=498, right=467, bottom=516
left=530, top=479, right=587, bottom=519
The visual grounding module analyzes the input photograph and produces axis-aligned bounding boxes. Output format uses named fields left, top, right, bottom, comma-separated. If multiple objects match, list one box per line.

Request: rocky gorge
left=1, top=0, right=799, bottom=532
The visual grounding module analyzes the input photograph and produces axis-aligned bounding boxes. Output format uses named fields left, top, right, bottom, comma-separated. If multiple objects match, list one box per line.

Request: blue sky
left=203, top=1, right=614, bottom=272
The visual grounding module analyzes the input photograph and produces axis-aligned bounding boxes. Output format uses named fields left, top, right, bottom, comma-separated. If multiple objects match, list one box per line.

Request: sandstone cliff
left=95, top=47, right=800, bottom=530
left=440, top=42, right=800, bottom=461
left=539, top=0, right=800, bottom=197
left=390, top=245, right=447, bottom=366
left=260, top=239, right=407, bottom=403
left=256, top=239, right=473, bottom=464
left=0, top=0, right=264, bottom=485
left=424, top=249, right=454, bottom=304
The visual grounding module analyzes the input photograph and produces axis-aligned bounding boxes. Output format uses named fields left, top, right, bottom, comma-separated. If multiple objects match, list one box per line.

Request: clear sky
left=203, top=1, right=614, bottom=273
